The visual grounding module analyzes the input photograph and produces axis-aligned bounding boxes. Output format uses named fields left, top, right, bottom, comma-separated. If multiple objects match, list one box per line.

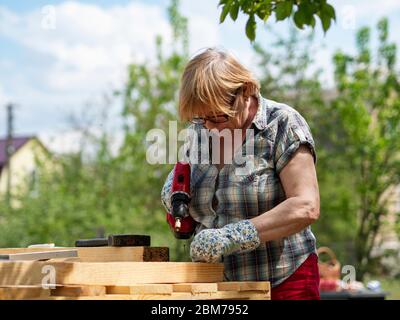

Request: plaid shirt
left=161, top=94, right=318, bottom=287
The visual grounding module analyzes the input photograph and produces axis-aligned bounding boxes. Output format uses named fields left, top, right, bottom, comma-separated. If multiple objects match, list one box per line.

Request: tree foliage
left=218, top=0, right=336, bottom=41
left=0, top=0, right=192, bottom=262
left=331, top=18, right=400, bottom=279
left=119, top=0, right=191, bottom=260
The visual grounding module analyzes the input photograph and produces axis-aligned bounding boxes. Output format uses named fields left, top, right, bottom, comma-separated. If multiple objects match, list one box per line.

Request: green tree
left=118, top=0, right=191, bottom=260
left=254, top=26, right=324, bottom=117
left=0, top=99, right=144, bottom=247
left=0, top=0, right=192, bottom=262
left=218, top=0, right=336, bottom=41
left=332, top=18, right=400, bottom=279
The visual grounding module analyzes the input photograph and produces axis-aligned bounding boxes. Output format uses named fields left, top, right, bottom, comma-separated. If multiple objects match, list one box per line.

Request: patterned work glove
left=190, top=220, right=261, bottom=263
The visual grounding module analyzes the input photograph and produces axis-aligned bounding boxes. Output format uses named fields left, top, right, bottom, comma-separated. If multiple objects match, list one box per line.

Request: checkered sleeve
left=274, top=109, right=317, bottom=174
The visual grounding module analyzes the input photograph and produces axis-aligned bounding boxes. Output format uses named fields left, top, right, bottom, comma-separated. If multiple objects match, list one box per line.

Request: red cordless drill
left=166, top=161, right=197, bottom=239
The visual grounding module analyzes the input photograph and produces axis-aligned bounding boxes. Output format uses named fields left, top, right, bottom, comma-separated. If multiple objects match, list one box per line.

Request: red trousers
left=271, top=253, right=320, bottom=300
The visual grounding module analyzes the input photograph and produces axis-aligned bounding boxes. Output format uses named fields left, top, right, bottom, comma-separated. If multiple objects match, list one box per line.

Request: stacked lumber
left=0, top=282, right=270, bottom=300
left=0, top=250, right=78, bottom=261
left=0, top=247, right=270, bottom=300
left=0, top=246, right=169, bottom=262
left=50, top=281, right=270, bottom=300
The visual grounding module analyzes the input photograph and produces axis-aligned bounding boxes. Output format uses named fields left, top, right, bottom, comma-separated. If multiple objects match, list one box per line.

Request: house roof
left=0, top=136, right=34, bottom=167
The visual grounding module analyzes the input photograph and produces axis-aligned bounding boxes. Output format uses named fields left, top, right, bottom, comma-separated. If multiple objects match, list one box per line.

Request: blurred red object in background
left=320, top=279, right=339, bottom=292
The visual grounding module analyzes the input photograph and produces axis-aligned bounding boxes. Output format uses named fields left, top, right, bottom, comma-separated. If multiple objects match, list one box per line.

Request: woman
left=161, top=48, right=320, bottom=300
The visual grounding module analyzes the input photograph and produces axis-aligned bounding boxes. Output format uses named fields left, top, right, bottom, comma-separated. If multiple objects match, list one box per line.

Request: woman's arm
left=190, top=144, right=320, bottom=263
left=251, top=145, right=320, bottom=242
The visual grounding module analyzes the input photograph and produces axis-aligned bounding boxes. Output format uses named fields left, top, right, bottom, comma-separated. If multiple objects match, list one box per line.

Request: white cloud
left=0, top=0, right=232, bottom=150
left=186, top=14, right=219, bottom=52
left=181, top=0, right=220, bottom=52
left=39, top=127, right=124, bottom=157
left=333, top=0, right=400, bottom=19
left=181, top=0, right=255, bottom=71
left=0, top=1, right=173, bottom=93
left=0, top=1, right=177, bottom=146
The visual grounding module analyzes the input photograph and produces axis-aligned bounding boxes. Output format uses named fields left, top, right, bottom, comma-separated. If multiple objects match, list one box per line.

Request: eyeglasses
left=190, top=114, right=231, bottom=125
left=190, top=91, right=240, bottom=125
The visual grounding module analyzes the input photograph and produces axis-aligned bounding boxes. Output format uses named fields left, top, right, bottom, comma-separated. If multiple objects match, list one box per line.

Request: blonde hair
left=179, top=48, right=260, bottom=122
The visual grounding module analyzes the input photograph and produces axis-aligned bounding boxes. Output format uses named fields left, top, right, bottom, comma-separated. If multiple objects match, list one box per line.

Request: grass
left=377, top=278, right=400, bottom=300
left=364, top=276, right=400, bottom=300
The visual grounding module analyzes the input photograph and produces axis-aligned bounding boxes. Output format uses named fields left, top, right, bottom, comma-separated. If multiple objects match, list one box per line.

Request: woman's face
left=201, top=98, right=251, bottom=132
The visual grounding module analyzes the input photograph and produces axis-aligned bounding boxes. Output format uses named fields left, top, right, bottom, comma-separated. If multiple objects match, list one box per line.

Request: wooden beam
left=172, top=283, right=218, bottom=293
left=0, top=250, right=78, bottom=261
left=0, top=285, right=50, bottom=300
left=0, top=247, right=169, bottom=262
left=217, top=281, right=270, bottom=292
left=76, top=247, right=169, bottom=262
left=0, top=248, right=71, bottom=254
left=107, top=284, right=173, bottom=295
left=49, top=258, right=81, bottom=262
left=28, top=291, right=270, bottom=300
left=0, top=261, right=224, bottom=286
left=51, top=285, right=106, bottom=297
left=239, top=281, right=270, bottom=292
left=191, top=290, right=270, bottom=300
left=216, top=282, right=241, bottom=291
left=29, top=295, right=137, bottom=300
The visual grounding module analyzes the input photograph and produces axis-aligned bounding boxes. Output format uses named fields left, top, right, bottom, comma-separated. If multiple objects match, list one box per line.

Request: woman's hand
left=190, top=220, right=261, bottom=263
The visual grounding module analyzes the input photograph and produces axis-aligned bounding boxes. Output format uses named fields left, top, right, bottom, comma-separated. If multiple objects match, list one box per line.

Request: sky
left=0, top=0, right=400, bottom=154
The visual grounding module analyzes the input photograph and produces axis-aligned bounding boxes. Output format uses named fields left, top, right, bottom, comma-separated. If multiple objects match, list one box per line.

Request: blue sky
left=0, top=0, right=400, bottom=153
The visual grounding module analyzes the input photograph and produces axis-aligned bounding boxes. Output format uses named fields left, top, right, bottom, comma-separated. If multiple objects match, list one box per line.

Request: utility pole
left=5, top=103, right=14, bottom=207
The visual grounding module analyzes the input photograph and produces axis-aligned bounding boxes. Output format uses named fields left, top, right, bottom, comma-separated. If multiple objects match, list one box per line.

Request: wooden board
left=0, top=248, right=72, bottom=254
left=0, top=285, right=50, bottom=299
left=102, top=282, right=268, bottom=295
left=29, top=295, right=138, bottom=300
left=47, top=257, right=81, bottom=262
left=28, top=291, right=270, bottom=300
left=0, top=247, right=169, bottom=262
left=216, top=282, right=240, bottom=291
left=51, top=285, right=106, bottom=297
left=172, top=283, right=218, bottom=293
left=107, top=284, right=173, bottom=295
left=0, top=250, right=78, bottom=261
left=77, top=247, right=169, bottom=262
left=0, top=261, right=224, bottom=286
left=59, top=282, right=269, bottom=299
left=217, top=281, right=270, bottom=292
